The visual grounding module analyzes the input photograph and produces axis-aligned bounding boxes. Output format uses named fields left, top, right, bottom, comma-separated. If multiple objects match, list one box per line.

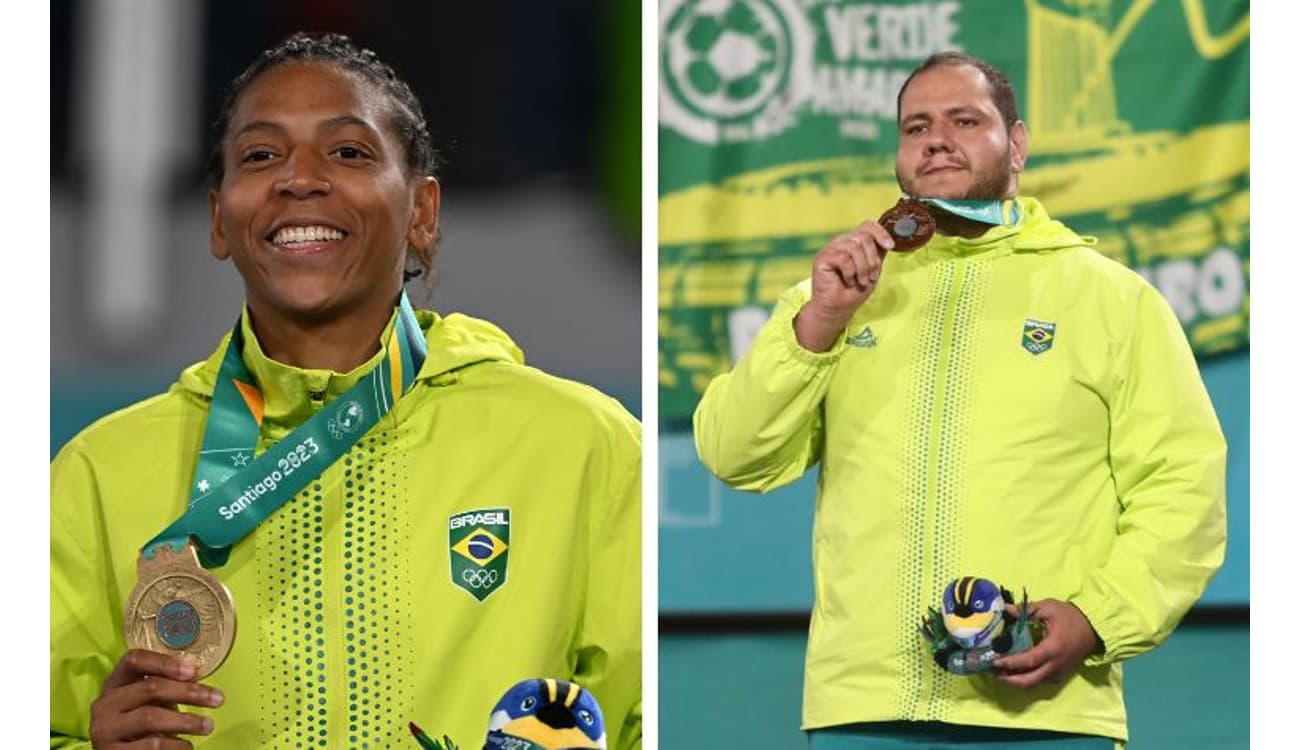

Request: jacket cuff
left=1068, top=589, right=1120, bottom=666
left=776, top=303, right=848, bottom=366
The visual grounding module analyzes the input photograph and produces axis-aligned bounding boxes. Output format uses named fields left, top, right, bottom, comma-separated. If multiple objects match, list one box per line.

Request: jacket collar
left=918, top=196, right=1094, bottom=259
left=175, top=307, right=526, bottom=434
left=234, top=307, right=396, bottom=433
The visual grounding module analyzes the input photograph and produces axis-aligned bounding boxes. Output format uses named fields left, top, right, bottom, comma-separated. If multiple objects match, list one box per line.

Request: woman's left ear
left=408, top=177, right=441, bottom=250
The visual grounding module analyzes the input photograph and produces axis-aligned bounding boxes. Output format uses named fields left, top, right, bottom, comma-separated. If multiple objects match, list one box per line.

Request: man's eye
left=335, top=146, right=369, bottom=159
left=242, top=149, right=275, bottom=163
left=958, top=118, right=977, bottom=127
left=907, top=125, right=926, bottom=135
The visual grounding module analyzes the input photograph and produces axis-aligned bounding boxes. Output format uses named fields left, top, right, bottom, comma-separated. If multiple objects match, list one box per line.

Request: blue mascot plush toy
left=484, top=678, right=606, bottom=749
left=919, top=576, right=1037, bottom=675
left=410, top=677, right=606, bottom=750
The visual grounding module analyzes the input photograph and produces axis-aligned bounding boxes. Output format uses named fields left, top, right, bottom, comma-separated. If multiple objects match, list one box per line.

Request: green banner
left=658, top=0, right=1249, bottom=423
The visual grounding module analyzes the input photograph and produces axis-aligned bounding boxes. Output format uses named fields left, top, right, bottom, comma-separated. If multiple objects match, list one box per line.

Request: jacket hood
left=415, top=310, right=525, bottom=380
left=176, top=309, right=525, bottom=398
left=922, top=196, right=1096, bottom=257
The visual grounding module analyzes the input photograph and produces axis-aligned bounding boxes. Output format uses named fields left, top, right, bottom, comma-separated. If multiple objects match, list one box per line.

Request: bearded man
left=693, top=51, right=1225, bottom=749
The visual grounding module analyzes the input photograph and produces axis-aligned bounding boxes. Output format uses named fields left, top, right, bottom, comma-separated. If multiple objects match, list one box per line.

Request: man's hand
left=994, top=600, right=1099, bottom=689
left=90, top=649, right=223, bottom=749
left=794, top=220, right=895, bottom=352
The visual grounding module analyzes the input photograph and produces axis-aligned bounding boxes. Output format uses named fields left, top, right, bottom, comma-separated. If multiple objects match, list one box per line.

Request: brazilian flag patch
left=448, top=507, right=510, bottom=602
left=1021, top=319, right=1056, bottom=355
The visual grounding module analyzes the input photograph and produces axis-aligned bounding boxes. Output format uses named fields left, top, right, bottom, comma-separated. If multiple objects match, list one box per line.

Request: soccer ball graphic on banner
left=664, top=0, right=788, bottom=120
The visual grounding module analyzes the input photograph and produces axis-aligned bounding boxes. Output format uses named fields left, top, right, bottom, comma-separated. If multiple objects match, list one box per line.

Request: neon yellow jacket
left=694, top=198, right=1226, bottom=741
left=52, top=311, right=641, bottom=749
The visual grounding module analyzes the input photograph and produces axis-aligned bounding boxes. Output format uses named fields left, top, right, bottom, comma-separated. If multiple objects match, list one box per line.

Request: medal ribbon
left=914, top=197, right=1021, bottom=226
left=143, top=292, right=428, bottom=568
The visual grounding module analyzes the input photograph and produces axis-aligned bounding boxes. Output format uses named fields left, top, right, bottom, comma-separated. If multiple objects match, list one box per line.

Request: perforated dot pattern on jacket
left=894, top=260, right=954, bottom=720
left=928, top=259, right=990, bottom=715
left=341, top=431, right=414, bottom=748
left=257, top=480, right=330, bottom=746
left=892, top=258, right=991, bottom=719
left=256, top=426, right=414, bottom=748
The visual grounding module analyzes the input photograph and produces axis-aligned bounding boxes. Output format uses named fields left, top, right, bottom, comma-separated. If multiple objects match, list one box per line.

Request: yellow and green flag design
left=449, top=508, right=511, bottom=602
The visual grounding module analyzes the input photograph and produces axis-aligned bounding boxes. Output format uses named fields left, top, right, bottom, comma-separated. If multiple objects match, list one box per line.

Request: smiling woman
left=209, top=55, right=439, bottom=372
left=51, top=32, right=641, bottom=750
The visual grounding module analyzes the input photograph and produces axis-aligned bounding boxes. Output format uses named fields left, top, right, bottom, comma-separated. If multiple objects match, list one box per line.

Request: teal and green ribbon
left=914, top=197, right=1021, bottom=226
left=143, top=293, right=428, bottom=568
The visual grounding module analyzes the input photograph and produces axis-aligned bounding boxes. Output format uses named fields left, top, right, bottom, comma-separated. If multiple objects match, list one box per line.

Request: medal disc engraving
left=124, top=542, right=236, bottom=678
left=879, top=198, right=935, bottom=252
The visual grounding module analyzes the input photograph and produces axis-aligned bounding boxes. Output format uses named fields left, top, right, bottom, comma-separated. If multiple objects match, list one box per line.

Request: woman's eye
left=242, top=149, right=275, bottom=163
left=336, top=146, right=368, bottom=159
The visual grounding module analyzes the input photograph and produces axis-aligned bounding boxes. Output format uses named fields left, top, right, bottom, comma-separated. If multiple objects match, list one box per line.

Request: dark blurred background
left=51, top=0, right=641, bottom=453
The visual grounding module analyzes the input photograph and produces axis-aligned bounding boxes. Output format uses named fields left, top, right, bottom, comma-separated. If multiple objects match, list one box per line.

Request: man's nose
left=924, top=129, right=954, bottom=155
left=273, top=149, right=331, bottom=198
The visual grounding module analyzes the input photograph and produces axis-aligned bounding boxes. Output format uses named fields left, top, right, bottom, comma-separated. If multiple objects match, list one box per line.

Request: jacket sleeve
left=692, top=283, right=845, bottom=492
left=51, top=442, right=122, bottom=748
left=1069, top=283, right=1228, bottom=664
left=574, top=412, right=642, bottom=750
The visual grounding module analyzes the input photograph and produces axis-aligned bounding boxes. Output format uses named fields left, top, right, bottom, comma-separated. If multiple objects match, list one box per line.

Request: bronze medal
left=879, top=198, right=935, bottom=252
left=124, top=541, right=236, bottom=678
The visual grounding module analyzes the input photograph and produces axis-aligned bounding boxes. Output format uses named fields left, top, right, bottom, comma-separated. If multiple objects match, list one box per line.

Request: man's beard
left=897, top=146, right=1013, bottom=200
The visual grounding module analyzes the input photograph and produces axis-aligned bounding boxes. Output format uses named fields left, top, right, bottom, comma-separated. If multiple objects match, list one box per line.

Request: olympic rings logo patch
left=448, top=509, right=511, bottom=602
left=461, top=569, right=500, bottom=589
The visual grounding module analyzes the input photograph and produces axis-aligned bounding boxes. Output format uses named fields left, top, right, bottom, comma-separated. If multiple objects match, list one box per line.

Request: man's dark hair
left=207, top=32, right=440, bottom=284
left=896, top=51, right=1021, bottom=132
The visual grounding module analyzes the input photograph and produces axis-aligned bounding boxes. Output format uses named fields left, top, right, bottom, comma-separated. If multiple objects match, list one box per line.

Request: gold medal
left=124, top=541, right=236, bottom=679
left=879, top=198, right=935, bottom=252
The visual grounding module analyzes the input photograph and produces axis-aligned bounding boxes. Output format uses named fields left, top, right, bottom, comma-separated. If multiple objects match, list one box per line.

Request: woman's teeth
left=272, top=225, right=345, bottom=245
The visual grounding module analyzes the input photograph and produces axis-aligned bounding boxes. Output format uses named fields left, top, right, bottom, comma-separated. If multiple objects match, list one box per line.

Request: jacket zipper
left=917, top=257, right=968, bottom=717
